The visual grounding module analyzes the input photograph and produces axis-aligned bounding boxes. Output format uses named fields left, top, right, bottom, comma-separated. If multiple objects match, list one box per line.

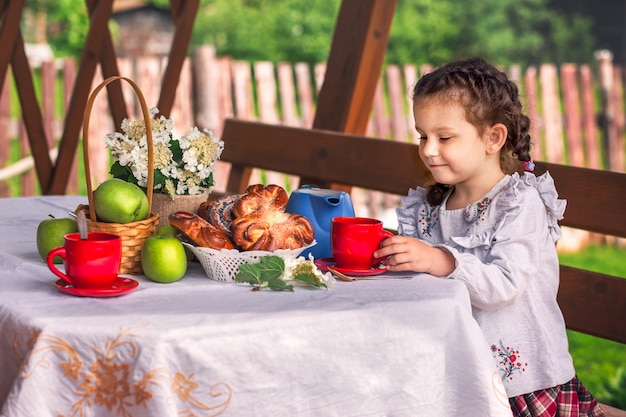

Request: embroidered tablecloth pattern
left=0, top=196, right=511, bottom=417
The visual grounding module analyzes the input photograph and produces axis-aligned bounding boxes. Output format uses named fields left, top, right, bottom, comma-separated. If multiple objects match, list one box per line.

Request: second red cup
left=330, top=217, right=393, bottom=270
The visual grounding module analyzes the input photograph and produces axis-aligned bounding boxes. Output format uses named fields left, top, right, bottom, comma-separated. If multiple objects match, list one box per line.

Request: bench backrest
left=220, top=118, right=626, bottom=345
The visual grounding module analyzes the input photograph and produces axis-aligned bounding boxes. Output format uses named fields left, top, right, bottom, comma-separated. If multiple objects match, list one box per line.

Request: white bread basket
left=183, top=241, right=317, bottom=283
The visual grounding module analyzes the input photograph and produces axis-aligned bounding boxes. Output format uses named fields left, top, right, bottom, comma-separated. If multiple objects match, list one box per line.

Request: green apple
left=93, top=178, right=149, bottom=224
left=36, top=215, right=78, bottom=263
left=141, top=234, right=187, bottom=283
left=156, top=224, right=195, bottom=260
left=156, top=225, right=178, bottom=237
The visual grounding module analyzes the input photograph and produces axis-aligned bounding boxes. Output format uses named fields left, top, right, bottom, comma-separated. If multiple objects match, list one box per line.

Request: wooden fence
left=1, top=46, right=625, bottom=225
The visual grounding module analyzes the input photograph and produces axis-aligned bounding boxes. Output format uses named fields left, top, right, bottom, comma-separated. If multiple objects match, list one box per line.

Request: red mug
left=47, top=232, right=122, bottom=288
left=330, top=217, right=393, bottom=270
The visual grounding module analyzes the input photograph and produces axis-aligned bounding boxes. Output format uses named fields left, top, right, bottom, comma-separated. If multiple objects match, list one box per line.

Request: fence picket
left=402, top=64, right=419, bottom=143
left=1, top=51, right=626, bottom=207
left=561, top=64, right=585, bottom=167
left=523, top=66, right=542, bottom=160
left=254, top=61, right=284, bottom=187
left=20, top=120, right=35, bottom=195
left=41, top=61, right=55, bottom=149
left=0, top=72, right=10, bottom=197
left=541, top=63, right=565, bottom=164
left=580, top=64, right=601, bottom=169
left=294, top=62, right=315, bottom=128
left=62, top=58, right=80, bottom=195
left=387, top=64, right=409, bottom=143
left=612, top=66, right=625, bottom=172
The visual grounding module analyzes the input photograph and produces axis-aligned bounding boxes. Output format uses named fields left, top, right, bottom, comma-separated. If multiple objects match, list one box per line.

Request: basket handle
left=82, top=76, right=154, bottom=221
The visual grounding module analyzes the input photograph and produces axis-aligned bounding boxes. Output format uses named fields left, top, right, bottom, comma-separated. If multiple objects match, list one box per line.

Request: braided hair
left=412, top=58, right=533, bottom=205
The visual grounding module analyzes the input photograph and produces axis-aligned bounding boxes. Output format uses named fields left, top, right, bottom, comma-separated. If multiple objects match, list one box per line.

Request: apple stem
left=48, top=214, right=56, bottom=219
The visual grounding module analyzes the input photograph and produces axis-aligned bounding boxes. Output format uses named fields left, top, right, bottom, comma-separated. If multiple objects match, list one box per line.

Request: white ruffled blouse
left=397, top=172, right=575, bottom=397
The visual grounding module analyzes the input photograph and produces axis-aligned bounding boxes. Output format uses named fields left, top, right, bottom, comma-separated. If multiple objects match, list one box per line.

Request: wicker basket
left=77, top=76, right=159, bottom=275
left=183, top=241, right=317, bottom=283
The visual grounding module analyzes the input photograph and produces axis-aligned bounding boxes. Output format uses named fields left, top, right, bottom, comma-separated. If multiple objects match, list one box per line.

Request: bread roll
left=169, top=211, right=235, bottom=250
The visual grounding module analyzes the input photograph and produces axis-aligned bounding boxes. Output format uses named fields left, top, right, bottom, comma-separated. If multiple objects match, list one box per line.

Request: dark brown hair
left=412, top=58, right=532, bottom=205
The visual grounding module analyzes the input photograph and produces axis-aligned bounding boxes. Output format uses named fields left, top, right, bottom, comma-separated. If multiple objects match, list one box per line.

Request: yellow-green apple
left=155, top=225, right=178, bottom=237
left=36, top=215, right=78, bottom=263
left=93, top=178, right=149, bottom=224
left=141, top=234, right=187, bottom=283
left=156, top=224, right=195, bottom=260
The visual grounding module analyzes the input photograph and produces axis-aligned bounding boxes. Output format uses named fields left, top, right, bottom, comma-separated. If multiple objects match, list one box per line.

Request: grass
left=559, top=244, right=626, bottom=409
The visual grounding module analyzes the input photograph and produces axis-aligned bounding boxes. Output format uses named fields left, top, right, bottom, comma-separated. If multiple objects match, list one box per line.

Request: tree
left=23, top=0, right=596, bottom=67
left=190, top=0, right=340, bottom=64
left=24, top=0, right=90, bottom=58
left=388, top=0, right=595, bottom=67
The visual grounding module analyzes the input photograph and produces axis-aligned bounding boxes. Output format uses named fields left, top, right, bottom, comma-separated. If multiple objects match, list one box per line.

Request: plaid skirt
left=509, top=376, right=605, bottom=417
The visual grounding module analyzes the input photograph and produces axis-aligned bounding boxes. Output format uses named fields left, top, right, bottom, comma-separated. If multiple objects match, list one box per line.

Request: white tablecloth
left=0, top=196, right=512, bottom=417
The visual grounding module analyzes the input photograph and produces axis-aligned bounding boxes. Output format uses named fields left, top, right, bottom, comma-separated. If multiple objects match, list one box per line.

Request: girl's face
left=413, top=96, right=501, bottom=190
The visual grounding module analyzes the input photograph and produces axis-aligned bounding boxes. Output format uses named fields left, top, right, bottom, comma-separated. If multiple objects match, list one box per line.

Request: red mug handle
left=373, top=230, right=394, bottom=265
left=46, top=247, right=72, bottom=285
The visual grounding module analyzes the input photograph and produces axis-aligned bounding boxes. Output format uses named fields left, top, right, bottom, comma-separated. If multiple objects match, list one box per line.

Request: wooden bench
left=217, top=118, right=626, bottom=415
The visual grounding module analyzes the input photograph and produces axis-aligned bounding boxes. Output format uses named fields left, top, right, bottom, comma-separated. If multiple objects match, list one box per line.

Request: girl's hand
left=374, top=235, right=455, bottom=277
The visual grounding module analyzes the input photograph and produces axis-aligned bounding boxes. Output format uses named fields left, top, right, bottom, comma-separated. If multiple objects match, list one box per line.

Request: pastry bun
left=194, top=184, right=314, bottom=251
left=230, top=184, right=314, bottom=251
left=199, top=194, right=241, bottom=237
left=169, top=211, right=235, bottom=250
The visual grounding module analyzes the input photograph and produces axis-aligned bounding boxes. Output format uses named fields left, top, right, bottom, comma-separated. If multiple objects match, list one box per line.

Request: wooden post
left=306, top=0, right=396, bottom=190
left=313, top=0, right=397, bottom=135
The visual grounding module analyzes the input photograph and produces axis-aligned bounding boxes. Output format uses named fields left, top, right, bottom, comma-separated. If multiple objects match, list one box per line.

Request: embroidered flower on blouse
left=463, top=196, right=492, bottom=224
left=462, top=185, right=508, bottom=225
left=491, top=339, right=528, bottom=382
left=418, top=202, right=439, bottom=237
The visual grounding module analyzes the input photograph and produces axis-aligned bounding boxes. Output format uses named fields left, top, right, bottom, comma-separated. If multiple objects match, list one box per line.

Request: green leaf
left=267, top=276, right=294, bottom=292
left=234, top=269, right=264, bottom=286
left=235, top=256, right=285, bottom=288
left=110, top=161, right=131, bottom=180
left=294, top=273, right=327, bottom=289
left=153, top=169, right=167, bottom=189
left=170, top=140, right=183, bottom=162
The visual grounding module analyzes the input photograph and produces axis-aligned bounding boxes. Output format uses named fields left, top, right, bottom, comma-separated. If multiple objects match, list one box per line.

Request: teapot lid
left=292, top=185, right=347, bottom=197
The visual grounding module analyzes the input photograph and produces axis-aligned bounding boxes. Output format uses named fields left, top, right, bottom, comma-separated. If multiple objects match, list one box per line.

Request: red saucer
left=54, top=277, right=139, bottom=297
left=314, top=257, right=387, bottom=277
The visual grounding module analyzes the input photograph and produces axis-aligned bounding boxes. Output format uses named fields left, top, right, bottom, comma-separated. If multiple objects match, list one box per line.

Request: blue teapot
left=285, top=185, right=355, bottom=260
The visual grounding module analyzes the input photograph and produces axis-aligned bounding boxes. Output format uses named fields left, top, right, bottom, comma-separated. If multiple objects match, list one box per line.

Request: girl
left=375, top=58, right=605, bottom=417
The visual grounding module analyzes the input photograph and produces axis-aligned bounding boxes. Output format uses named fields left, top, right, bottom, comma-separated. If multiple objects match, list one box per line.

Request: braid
left=412, top=58, right=533, bottom=205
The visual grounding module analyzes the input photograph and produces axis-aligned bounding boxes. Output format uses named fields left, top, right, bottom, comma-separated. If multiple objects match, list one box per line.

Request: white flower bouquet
left=104, top=108, right=224, bottom=197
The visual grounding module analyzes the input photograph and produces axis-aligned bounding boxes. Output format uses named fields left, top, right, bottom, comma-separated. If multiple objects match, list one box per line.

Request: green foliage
left=26, top=0, right=597, bottom=67
left=559, top=244, right=626, bottom=277
left=235, top=256, right=294, bottom=291
left=191, top=0, right=339, bottom=63
left=389, top=0, right=595, bottom=67
left=567, top=331, right=626, bottom=409
left=25, top=0, right=90, bottom=58
left=235, top=255, right=328, bottom=291
left=559, top=245, right=626, bottom=408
